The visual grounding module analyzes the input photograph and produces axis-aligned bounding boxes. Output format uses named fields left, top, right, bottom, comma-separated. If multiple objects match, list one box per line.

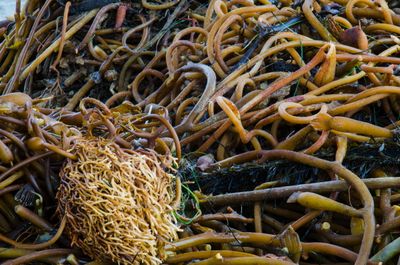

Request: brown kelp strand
left=0, top=0, right=399, bottom=265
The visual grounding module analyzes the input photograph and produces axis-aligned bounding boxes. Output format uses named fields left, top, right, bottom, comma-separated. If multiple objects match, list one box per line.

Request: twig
left=201, top=177, right=400, bottom=205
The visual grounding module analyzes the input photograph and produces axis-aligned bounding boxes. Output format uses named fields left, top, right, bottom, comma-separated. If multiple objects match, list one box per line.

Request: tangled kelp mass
left=58, top=137, right=180, bottom=265
left=0, top=0, right=400, bottom=264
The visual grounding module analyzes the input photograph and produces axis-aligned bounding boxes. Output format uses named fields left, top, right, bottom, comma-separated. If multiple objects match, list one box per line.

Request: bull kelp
left=0, top=0, right=399, bottom=265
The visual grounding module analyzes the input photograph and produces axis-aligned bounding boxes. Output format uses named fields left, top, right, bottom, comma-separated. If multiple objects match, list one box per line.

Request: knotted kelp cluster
left=0, top=0, right=400, bottom=264
left=58, top=137, right=180, bottom=265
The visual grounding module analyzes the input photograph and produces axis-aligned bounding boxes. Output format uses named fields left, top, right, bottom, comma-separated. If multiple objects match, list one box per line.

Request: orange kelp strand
left=311, top=113, right=393, bottom=138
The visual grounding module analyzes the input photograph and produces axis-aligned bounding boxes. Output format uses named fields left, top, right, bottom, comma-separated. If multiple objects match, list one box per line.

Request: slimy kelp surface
left=0, top=0, right=399, bottom=264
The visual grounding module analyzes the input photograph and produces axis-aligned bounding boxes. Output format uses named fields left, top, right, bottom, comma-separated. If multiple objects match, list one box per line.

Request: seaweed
left=70, top=0, right=120, bottom=15
left=179, top=139, right=400, bottom=195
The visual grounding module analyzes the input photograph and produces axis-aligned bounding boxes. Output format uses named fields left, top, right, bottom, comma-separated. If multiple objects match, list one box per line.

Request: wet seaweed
left=180, top=139, right=400, bottom=195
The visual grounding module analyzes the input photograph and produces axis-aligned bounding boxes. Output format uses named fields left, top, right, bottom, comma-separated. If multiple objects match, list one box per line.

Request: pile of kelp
left=0, top=0, right=400, bottom=264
